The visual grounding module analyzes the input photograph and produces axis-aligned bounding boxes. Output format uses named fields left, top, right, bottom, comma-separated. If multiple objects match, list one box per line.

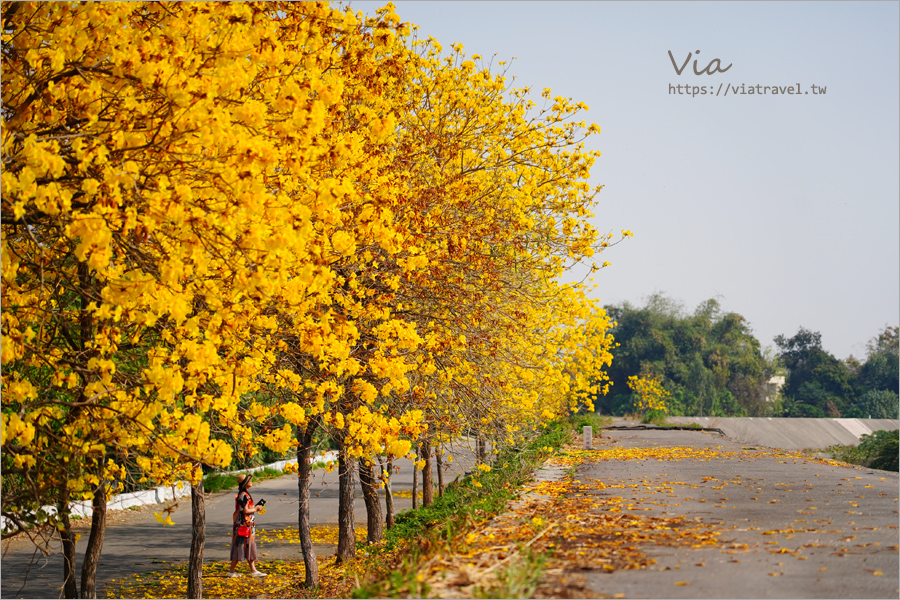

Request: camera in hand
left=257, top=499, right=266, bottom=506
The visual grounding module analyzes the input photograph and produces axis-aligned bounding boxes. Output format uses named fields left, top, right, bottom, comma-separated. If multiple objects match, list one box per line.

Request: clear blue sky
left=349, top=1, right=900, bottom=360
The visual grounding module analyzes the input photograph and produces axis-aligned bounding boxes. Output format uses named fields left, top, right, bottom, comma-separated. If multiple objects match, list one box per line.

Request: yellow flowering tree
left=377, top=38, right=619, bottom=472
left=0, top=0, right=415, bottom=593
left=627, top=374, right=671, bottom=415
left=2, top=0, right=626, bottom=592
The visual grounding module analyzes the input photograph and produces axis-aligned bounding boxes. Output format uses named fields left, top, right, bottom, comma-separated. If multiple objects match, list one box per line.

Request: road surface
left=564, top=426, right=899, bottom=598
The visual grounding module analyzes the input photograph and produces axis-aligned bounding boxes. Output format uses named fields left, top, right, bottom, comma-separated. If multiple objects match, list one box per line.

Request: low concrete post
left=583, top=426, right=592, bottom=450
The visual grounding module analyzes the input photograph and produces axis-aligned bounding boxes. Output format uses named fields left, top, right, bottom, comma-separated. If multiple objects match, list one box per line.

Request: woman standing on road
left=228, top=474, right=267, bottom=578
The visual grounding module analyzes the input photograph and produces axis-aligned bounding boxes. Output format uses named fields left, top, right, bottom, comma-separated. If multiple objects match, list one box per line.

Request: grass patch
left=348, top=419, right=572, bottom=598
left=571, top=412, right=611, bottom=431
left=640, top=409, right=668, bottom=426
left=203, top=466, right=286, bottom=494
left=472, top=547, right=547, bottom=599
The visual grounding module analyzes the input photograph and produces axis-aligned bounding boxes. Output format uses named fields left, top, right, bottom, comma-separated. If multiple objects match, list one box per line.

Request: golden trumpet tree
left=375, top=38, right=619, bottom=455
left=1, top=0, right=418, bottom=594
left=307, top=30, right=623, bottom=552
left=627, top=374, right=671, bottom=415
left=2, top=0, right=625, bottom=593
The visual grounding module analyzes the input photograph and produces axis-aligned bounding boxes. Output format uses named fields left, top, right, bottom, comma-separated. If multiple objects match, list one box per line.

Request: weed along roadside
left=345, top=417, right=580, bottom=599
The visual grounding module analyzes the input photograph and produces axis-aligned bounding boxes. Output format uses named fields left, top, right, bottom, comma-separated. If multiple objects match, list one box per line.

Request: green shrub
left=870, top=436, right=899, bottom=471
left=572, top=412, right=610, bottom=431
left=640, top=409, right=668, bottom=426
left=828, top=429, right=899, bottom=471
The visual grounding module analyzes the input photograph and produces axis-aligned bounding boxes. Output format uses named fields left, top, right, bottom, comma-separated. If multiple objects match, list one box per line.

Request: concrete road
left=1, top=440, right=484, bottom=599
left=573, top=427, right=899, bottom=599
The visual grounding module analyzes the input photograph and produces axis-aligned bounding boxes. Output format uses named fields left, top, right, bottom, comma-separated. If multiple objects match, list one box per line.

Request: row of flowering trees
left=1, top=1, right=621, bottom=597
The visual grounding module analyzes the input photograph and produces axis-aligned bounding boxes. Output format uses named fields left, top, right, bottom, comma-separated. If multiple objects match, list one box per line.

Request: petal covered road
left=421, top=425, right=899, bottom=599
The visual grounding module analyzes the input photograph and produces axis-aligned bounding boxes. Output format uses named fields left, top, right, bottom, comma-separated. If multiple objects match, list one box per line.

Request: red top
left=234, top=490, right=255, bottom=533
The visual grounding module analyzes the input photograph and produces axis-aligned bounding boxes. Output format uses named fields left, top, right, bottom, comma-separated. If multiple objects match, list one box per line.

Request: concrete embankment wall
left=666, top=417, right=899, bottom=451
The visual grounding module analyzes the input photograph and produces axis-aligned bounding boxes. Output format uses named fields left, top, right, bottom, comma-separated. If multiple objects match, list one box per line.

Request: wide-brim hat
left=236, top=473, right=252, bottom=487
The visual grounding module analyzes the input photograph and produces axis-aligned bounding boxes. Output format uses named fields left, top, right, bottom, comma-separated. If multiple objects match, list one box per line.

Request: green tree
left=598, top=294, right=768, bottom=417
left=775, top=325, right=899, bottom=419
left=857, top=390, right=900, bottom=420
left=774, top=328, right=855, bottom=417
left=859, top=326, right=899, bottom=395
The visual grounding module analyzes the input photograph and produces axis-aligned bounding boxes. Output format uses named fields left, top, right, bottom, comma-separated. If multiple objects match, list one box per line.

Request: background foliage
left=592, top=293, right=898, bottom=420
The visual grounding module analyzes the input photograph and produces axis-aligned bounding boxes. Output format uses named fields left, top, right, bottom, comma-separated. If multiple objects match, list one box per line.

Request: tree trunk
left=381, top=457, right=394, bottom=530
left=421, top=437, right=434, bottom=507
left=411, top=444, right=418, bottom=510
left=63, top=261, right=93, bottom=599
left=187, top=466, right=205, bottom=599
left=335, top=443, right=356, bottom=564
left=357, top=458, right=383, bottom=544
left=436, top=446, right=444, bottom=498
left=80, top=481, right=107, bottom=599
left=297, top=418, right=320, bottom=587
left=59, top=498, right=79, bottom=599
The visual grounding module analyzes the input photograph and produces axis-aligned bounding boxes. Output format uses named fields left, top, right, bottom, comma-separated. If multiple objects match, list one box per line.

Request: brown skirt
left=230, top=530, right=258, bottom=562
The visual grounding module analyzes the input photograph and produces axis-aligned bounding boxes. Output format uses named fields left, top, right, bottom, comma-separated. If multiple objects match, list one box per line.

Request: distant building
left=764, top=375, right=785, bottom=403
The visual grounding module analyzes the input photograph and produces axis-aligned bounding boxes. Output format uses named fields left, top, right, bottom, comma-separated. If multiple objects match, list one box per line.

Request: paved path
left=569, top=427, right=899, bottom=599
left=1, top=440, right=483, bottom=599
